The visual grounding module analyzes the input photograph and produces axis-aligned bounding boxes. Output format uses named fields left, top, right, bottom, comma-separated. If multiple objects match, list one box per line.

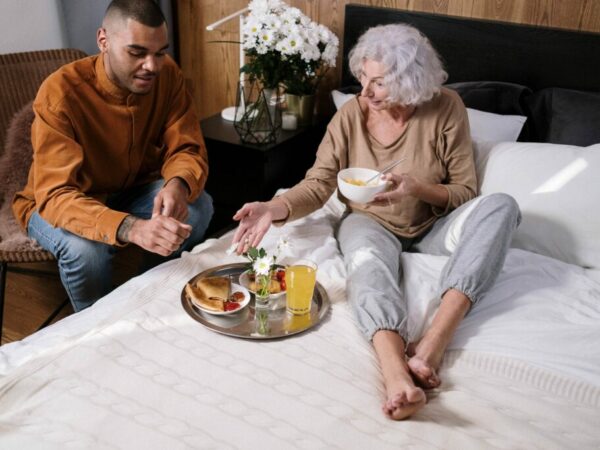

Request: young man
left=13, top=0, right=213, bottom=311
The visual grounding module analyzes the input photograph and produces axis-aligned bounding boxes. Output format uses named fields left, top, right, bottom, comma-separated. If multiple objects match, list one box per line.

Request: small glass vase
left=255, top=306, right=270, bottom=336
left=254, top=274, right=271, bottom=307
left=234, top=80, right=282, bottom=145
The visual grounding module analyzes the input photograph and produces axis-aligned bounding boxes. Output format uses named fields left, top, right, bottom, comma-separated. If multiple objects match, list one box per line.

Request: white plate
left=190, top=282, right=250, bottom=316
left=238, top=270, right=286, bottom=299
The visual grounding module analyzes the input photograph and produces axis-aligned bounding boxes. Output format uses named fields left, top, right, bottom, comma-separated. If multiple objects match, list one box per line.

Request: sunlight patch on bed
left=532, top=158, right=588, bottom=194
left=348, top=247, right=377, bottom=270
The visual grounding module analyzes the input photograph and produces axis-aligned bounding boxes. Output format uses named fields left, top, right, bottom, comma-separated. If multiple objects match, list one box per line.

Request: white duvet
left=1, top=196, right=599, bottom=449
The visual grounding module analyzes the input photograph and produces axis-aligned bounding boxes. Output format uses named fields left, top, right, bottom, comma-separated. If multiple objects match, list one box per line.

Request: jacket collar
left=95, top=54, right=131, bottom=102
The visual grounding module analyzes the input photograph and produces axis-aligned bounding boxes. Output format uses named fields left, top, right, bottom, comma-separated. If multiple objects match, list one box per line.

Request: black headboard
left=342, top=4, right=600, bottom=91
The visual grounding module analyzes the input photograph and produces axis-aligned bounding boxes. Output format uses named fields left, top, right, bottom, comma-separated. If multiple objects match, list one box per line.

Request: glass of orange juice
left=286, top=259, right=317, bottom=315
left=285, top=311, right=312, bottom=332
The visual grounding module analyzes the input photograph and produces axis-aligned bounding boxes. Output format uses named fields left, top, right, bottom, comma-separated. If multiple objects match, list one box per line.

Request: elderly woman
left=232, top=24, right=520, bottom=420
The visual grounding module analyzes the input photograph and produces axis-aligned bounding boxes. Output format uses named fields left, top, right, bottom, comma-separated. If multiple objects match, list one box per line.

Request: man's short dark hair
left=105, top=0, right=166, bottom=28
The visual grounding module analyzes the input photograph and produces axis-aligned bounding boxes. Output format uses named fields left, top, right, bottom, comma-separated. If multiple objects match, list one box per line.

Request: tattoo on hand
left=117, top=215, right=137, bottom=243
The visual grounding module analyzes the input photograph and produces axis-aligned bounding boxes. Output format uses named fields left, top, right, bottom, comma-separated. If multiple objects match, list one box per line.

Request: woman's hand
left=371, top=172, right=449, bottom=208
left=231, top=202, right=276, bottom=254
left=371, top=172, right=419, bottom=205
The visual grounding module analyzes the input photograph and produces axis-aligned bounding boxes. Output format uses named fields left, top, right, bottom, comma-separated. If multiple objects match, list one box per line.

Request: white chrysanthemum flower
left=317, top=24, right=332, bottom=43
left=322, top=48, right=337, bottom=66
left=256, top=43, right=269, bottom=54
left=253, top=256, right=273, bottom=276
left=276, top=235, right=292, bottom=257
left=303, top=24, right=320, bottom=46
left=300, top=44, right=319, bottom=62
left=281, top=6, right=302, bottom=22
left=280, top=20, right=298, bottom=38
left=248, top=0, right=282, bottom=15
left=275, top=39, right=291, bottom=55
left=259, top=28, right=275, bottom=46
left=299, top=14, right=311, bottom=27
left=243, top=16, right=262, bottom=36
left=281, top=32, right=303, bottom=56
left=265, top=14, right=282, bottom=30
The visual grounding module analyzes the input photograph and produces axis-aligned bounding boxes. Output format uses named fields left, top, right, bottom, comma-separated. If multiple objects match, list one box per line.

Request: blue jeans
left=27, top=179, right=213, bottom=312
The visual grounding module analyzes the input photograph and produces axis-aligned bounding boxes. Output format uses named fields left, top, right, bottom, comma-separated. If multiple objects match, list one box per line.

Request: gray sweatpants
left=336, top=193, right=521, bottom=341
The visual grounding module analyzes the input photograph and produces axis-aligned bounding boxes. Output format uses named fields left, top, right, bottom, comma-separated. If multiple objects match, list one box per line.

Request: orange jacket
left=13, top=54, right=208, bottom=245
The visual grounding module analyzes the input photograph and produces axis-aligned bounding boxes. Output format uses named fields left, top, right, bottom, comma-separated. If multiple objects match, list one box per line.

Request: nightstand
left=201, top=114, right=326, bottom=236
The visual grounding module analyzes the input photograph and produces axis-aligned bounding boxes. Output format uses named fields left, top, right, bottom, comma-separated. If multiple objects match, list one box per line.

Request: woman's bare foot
left=382, top=378, right=426, bottom=420
left=407, top=355, right=441, bottom=389
left=406, top=289, right=472, bottom=389
left=373, top=330, right=427, bottom=420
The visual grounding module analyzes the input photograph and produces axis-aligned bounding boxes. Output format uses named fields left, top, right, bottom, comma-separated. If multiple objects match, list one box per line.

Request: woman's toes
left=390, top=392, right=407, bottom=408
left=383, top=388, right=426, bottom=420
left=408, top=356, right=441, bottom=389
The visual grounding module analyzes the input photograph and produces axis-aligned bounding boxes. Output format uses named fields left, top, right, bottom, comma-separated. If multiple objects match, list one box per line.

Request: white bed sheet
left=1, top=196, right=599, bottom=448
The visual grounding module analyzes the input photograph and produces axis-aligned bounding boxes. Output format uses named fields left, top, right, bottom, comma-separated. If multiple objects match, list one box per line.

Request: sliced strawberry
left=225, top=302, right=240, bottom=311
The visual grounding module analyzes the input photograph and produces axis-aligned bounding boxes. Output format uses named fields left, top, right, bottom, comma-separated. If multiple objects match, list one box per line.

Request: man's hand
left=153, top=177, right=190, bottom=222
left=118, top=214, right=192, bottom=257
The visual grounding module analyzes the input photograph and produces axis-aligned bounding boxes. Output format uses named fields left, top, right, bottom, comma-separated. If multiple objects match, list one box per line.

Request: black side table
left=201, top=114, right=326, bottom=236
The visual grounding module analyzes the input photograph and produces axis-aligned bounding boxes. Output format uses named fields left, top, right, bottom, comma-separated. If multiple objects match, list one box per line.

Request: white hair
left=349, top=23, right=448, bottom=106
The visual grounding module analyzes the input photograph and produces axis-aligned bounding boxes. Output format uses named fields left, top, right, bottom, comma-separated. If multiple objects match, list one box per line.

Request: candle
left=282, top=112, right=298, bottom=130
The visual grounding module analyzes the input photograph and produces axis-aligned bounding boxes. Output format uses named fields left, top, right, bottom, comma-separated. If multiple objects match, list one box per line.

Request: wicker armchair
left=0, top=49, right=87, bottom=341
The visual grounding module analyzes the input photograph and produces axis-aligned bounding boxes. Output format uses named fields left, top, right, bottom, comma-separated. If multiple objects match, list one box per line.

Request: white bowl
left=337, top=167, right=388, bottom=203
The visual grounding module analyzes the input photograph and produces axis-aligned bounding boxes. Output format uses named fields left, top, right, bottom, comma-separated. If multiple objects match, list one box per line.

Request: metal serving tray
left=181, top=263, right=330, bottom=339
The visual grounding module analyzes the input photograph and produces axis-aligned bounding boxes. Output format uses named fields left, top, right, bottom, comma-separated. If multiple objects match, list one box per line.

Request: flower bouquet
left=241, top=0, right=339, bottom=95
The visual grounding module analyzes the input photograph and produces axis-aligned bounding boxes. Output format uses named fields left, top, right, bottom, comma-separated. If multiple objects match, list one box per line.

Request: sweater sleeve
left=277, top=111, right=349, bottom=223
left=159, top=63, right=208, bottom=202
left=432, top=94, right=478, bottom=216
left=31, top=99, right=128, bottom=245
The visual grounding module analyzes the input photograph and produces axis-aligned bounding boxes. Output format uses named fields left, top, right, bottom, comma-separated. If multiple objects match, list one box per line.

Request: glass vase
left=255, top=306, right=271, bottom=336
left=254, top=273, right=271, bottom=307
left=234, top=80, right=282, bottom=145
left=284, top=93, right=315, bottom=127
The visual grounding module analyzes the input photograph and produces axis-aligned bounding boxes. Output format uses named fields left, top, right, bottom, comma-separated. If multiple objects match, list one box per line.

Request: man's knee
left=55, top=232, right=114, bottom=267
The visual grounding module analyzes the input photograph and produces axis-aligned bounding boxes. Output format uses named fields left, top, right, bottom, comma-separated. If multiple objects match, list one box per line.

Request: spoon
left=365, top=158, right=407, bottom=185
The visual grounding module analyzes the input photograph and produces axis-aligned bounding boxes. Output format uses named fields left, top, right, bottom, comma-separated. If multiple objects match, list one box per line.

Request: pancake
left=186, top=276, right=231, bottom=311
left=197, top=276, right=231, bottom=300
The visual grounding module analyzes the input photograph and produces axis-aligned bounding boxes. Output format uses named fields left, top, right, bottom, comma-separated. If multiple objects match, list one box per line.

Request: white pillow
left=331, top=90, right=356, bottom=110
left=332, top=93, right=526, bottom=144
left=479, top=141, right=600, bottom=269
left=467, top=108, right=527, bottom=142
left=472, top=140, right=499, bottom=191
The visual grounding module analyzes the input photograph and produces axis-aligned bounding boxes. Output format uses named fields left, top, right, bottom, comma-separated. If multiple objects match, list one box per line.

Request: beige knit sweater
left=279, top=88, right=477, bottom=238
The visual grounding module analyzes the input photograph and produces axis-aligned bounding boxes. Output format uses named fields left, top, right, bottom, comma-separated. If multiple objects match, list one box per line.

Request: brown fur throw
left=0, top=100, right=44, bottom=252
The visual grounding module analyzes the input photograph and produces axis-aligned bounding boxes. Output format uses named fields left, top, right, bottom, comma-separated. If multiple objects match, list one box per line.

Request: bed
left=1, top=5, right=600, bottom=449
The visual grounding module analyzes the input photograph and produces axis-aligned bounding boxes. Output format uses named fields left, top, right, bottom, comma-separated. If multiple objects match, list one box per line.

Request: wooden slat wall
left=177, top=0, right=600, bottom=120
